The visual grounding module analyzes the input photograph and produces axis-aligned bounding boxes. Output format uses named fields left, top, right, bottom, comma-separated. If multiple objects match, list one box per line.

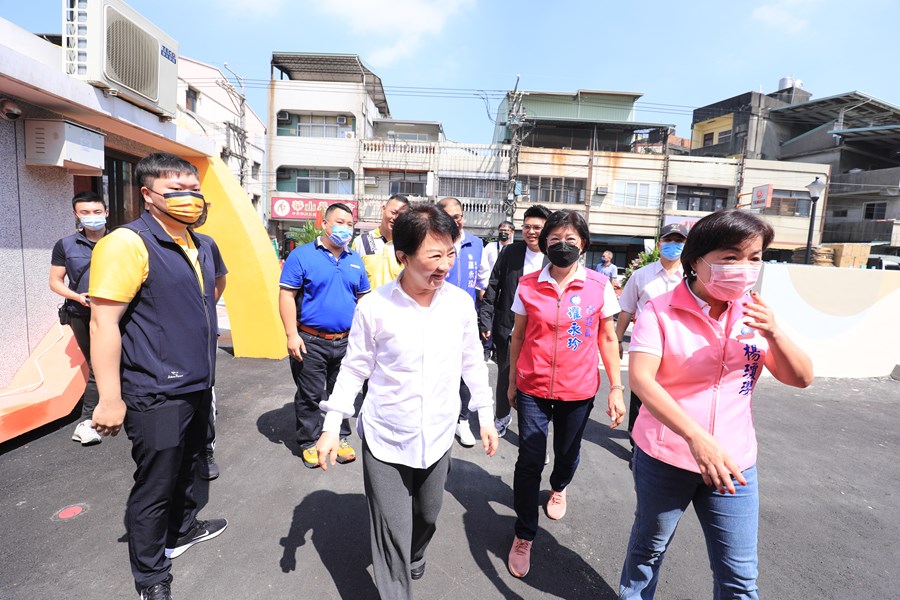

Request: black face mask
left=498, top=231, right=510, bottom=242
left=546, top=242, right=581, bottom=267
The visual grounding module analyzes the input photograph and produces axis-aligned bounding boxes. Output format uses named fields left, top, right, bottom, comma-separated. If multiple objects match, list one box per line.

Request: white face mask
left=698, top=258, right=761, bottom=301
left=79, top=215, right=107, bottom=231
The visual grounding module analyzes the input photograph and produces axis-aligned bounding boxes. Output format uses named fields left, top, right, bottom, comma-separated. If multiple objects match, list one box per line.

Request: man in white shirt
left=316, top=204, right=499, bottom=599
left=615, top=222, right=688, bottom=438
left=477, top=220, right=514, bottom=291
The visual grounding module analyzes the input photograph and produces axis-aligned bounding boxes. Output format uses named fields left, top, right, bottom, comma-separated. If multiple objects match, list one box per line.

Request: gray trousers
left=362, top=441, right=451, bottom=600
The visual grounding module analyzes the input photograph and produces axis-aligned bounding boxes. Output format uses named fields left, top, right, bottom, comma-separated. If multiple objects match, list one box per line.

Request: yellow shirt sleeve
left=88, top=229, right=149, bottom=303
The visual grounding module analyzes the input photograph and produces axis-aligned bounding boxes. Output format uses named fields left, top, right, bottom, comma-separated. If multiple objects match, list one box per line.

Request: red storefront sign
left=270, top=197, right=359, bottom=221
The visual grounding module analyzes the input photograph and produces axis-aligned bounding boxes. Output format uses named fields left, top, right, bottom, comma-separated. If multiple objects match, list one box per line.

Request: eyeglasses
left=450, top=214, right=464, bottom=222
left=522, top=225, right=543, bottom=232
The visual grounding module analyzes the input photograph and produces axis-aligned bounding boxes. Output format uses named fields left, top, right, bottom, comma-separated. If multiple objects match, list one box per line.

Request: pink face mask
left=698, top=258, right=761, bottom=301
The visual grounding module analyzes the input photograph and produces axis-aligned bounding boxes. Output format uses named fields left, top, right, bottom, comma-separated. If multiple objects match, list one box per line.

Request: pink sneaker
left=546, top=488, right=567, bottom=520
left=508, top=536, right=532, bottom=578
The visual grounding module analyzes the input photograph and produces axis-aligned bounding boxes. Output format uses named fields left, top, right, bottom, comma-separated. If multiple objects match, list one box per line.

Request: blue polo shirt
left=280, top=238, right=370, bottom=332
left=447, top=230, right=483, bottom=306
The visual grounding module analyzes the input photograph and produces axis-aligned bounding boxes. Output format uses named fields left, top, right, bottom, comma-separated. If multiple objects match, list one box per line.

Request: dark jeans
left=290, top=331, right=351, bottom=448
left=513, top=391, right=594, bottom=541
left=68, top=314, right=98, bottom=420
left=627, top=391, right=642, bottom=448
left=123, top=388, right=211, bottom=591
left=459, top=379, right=471, bottom=422
left=494, top=333, right=511, bottom=421
left=206, top=388, right=217, bottom=453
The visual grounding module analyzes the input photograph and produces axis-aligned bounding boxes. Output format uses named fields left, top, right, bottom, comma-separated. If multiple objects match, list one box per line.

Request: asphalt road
left=1, top=350, right=898, bottom=599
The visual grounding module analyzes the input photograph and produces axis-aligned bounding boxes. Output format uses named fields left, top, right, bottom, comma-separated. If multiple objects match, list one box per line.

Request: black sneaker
left=139, top=574, right=172, bottom=600
left=198, top=451, right=220, bottom=480
left=165, top=518, right=227, bottom=559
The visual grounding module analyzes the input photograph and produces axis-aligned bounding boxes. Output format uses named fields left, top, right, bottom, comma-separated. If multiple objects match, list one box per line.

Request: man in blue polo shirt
left=436, top=197, right=483, bottom=448
left=278, top=203, right=370, bottom=469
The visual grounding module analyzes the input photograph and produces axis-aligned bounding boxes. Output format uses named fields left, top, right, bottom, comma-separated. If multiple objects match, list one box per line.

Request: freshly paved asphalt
left=1, top=347, right=898, bottom=599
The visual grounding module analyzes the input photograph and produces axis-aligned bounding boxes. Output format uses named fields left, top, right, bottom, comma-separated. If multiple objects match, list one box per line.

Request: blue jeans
left=513, top=391, right=594, bottom=541
left=619, top=447, right=759, bottom=600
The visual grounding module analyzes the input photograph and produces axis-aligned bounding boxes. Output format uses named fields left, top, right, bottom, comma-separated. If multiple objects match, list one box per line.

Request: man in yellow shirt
left=352, top=194, right=409, bottom=288
left=89, top=153, right=226, bottom=600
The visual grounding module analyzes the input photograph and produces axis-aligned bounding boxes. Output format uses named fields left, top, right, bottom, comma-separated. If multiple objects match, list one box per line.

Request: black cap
left=659, top=223, right=688, bottom=239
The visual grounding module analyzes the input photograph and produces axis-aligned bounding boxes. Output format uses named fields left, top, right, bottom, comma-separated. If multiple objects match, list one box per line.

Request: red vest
left=515, top=270, right=610, bottom=400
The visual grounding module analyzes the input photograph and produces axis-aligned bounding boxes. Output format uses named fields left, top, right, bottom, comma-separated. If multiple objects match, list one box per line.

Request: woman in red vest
left=505, top=209, right=625, bottom=578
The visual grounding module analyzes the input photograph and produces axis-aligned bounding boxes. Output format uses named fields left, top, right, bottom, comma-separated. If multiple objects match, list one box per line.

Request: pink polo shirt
left=630, top=280, right=768, bottom=473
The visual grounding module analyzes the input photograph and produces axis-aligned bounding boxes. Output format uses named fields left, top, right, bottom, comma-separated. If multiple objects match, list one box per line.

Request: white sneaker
left=72, top=420, right=102, bottom=446
left=455, top=420, right=476, bottom=447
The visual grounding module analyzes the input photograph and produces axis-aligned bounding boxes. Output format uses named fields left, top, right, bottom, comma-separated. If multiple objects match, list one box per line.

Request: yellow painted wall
left=190, top=156, right=287, bottom=359
left=691, top=114, right=734, bottom=148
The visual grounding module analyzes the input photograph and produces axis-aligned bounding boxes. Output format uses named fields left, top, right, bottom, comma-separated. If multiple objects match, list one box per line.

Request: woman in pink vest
left=619, top=209, right=813, bottom=599
left=505, top=210, right=625, bottom=578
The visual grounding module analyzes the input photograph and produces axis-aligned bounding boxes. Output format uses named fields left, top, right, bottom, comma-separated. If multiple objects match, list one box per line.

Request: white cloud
left=750, top=0, right=828, bottom=33
left=315, top=0, right=476, bottom=67
left=214, top=0, right=288, bottom=18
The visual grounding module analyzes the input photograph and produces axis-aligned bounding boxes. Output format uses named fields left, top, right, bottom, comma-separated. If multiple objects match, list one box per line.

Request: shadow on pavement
left=279, top=490, right=378, bottom=599
left=581, top=415, right=632, bottom=464
left=446, top=458, right=618, bottom=599
left=256, top=402, right=303, bottom=457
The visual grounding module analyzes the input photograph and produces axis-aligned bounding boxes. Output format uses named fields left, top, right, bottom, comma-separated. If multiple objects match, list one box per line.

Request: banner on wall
left=270, top=197, right=359, bottom=221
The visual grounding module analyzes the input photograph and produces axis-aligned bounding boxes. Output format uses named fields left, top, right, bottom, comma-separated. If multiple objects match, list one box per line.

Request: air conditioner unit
left=595, top=186, right=609, bottom=195
left=338, top=171, right=350, bottom=180
left=666, top=184, right=678, bottom=195
left=343, top=130, right=355, bottom=139
left=336, top=115, right=347, bottom=125
left=277, top=110, right=291, bottom=122
left=363, top=177, right=378, bottom=186
left=62, top=0, right=178, bottom=119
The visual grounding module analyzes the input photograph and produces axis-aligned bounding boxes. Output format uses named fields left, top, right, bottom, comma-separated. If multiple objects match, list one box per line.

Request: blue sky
left=6, top=0, right=898, bottom=143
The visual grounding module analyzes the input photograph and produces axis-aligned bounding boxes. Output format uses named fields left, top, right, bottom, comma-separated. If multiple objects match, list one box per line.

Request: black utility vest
left=119, top=212, right=218, bottom=397
left=60, top=231, right=97, bottom=317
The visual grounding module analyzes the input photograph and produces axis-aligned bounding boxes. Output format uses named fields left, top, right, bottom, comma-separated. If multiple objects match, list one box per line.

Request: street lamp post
left=804, top=177, right=826, bottom=265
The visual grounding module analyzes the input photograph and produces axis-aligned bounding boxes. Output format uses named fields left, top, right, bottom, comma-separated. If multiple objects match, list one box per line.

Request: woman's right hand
left=686, top=430, right=747, bottom=494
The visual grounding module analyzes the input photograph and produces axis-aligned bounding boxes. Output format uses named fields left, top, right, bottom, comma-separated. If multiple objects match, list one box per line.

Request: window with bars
left=718, top=129, right=732, bottom=145
left=613, top=180, right=662, bottom=209
left=864, top=202, right=887, bottom=220
left=674, top=185, right=729, bottom=212
left=295, top=169, right=353, bottom=195
left=440, top=177, right=506, bottom=199
left=295, top=114, right=353, bottom=138
left=702, top=132, right=715, bottom=147
left=388, top=171, right=428, bottom=197
left=523, top=176, right=585, bottom=205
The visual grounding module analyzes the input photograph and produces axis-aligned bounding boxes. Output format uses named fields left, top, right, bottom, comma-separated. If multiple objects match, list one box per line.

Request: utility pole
left=220, top=62, right=248, bottom=189
left=505, top=76, right=527, bottom=221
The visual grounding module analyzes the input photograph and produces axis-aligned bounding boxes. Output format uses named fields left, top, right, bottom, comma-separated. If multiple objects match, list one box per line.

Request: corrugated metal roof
left=768, top=91, right=900, bottom=128
left=828, top=124, right=900, bottom=153
left=271, top=52, right=389, bottom=117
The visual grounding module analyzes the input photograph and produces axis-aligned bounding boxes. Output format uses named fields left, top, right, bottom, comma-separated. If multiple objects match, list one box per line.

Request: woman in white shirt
left=316, top=203, right=499, bottom=600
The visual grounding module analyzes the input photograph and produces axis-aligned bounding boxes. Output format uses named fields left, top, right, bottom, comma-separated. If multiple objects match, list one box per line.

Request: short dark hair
left=393, top=203, right=459, bottom=259
left=523, top=204, right=551, bottom=221
left=134, top=152, right=199, bottom=189
left=681, top=209, right=775, bottom=281
left=324, top=202, right=353, bottom=220
left=72, top=191, right=106, bottom=210
left=499, top=220, right=515, bottom=231
left=387, top=194, right=410, bottom=206
left=538, top=210, right=591, bottom=254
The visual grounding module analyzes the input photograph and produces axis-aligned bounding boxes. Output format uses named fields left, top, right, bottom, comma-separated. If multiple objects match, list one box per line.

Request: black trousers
left=123, top=388, right=211, bottom=591
left=493, top=333, right=512, bottom=421
left=68, top=314, right=99, bottom=420
left=627, top=391, right=643, bottom=447
left=290, top=331, right=351, bottom=447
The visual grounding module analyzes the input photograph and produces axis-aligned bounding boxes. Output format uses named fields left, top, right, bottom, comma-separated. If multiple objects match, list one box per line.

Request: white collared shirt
left=321, top=274, right=494, bottom=468
left=618, top=260, right=684, bottom=317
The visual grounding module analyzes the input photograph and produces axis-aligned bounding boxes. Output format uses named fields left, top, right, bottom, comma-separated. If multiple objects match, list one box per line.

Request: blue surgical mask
left=598, top=257, right=608, bottom=264
left=328, top=224, right=353, bottom=247
left=660, top=241, right=684, bottom=260
left=79, top=215, right=106, bottom=231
